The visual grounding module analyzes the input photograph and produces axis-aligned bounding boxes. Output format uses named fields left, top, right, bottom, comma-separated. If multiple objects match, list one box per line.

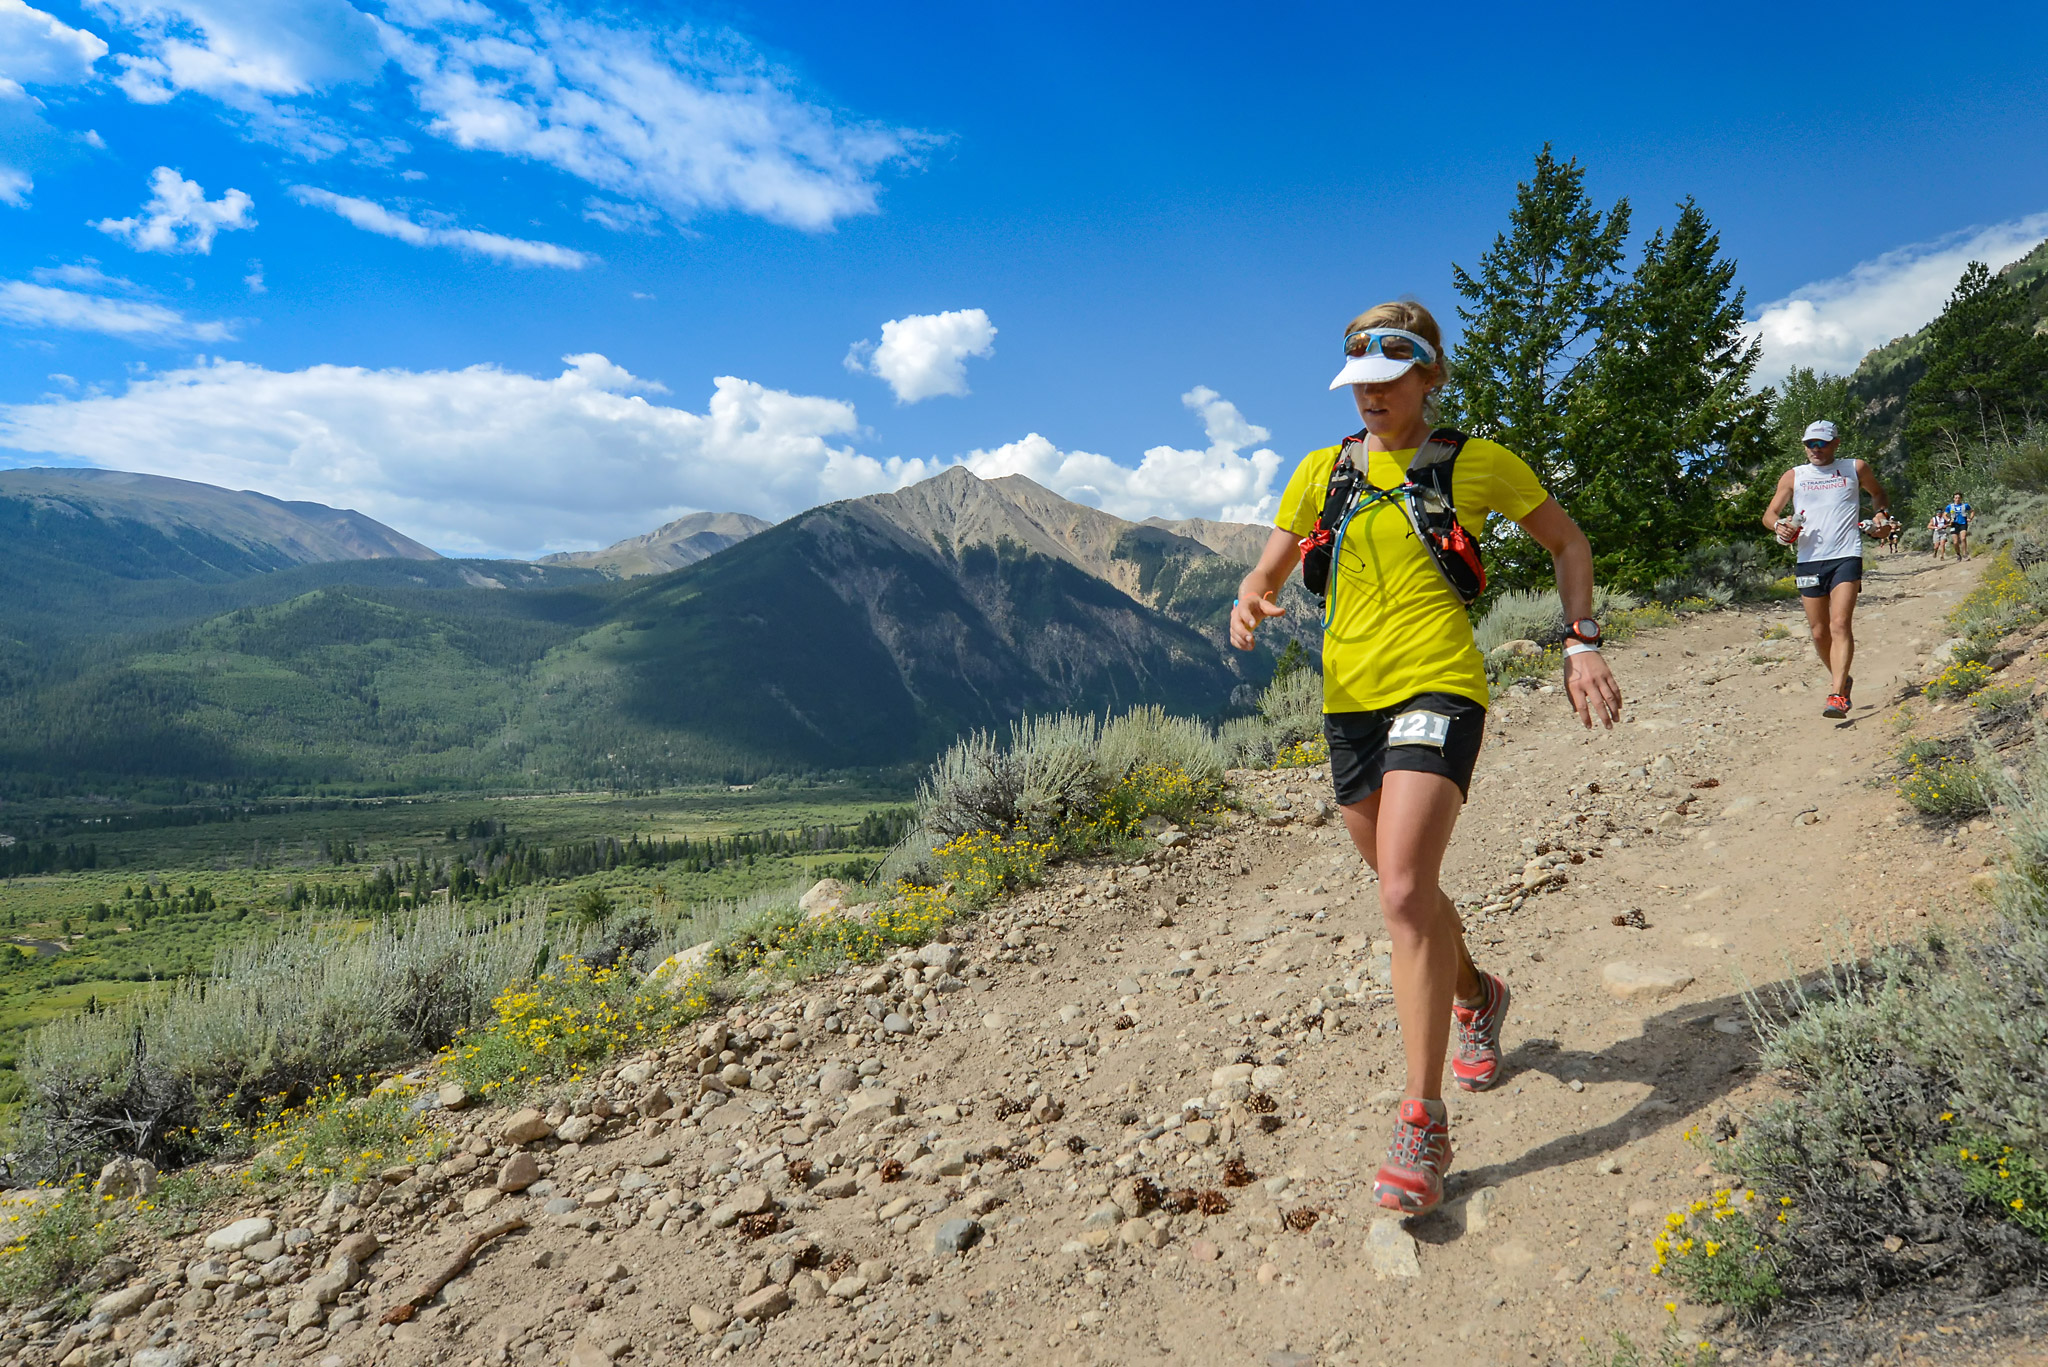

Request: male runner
left=1763, top=419, right=1889, bottom=720
left=1944, top=491, right=1973, bottom=560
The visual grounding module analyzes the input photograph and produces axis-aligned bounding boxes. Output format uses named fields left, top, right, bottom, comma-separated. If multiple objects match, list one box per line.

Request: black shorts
left=1325, top=692, right=1488, bottom=805
left=1794, top=556, right=1863, bottom=597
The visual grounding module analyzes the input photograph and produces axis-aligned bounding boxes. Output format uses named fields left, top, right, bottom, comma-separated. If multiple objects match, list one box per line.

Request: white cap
left=1803, top=419, right=1839, bottom=442
left=1329, top=351, right=1418, bottom=389
left=1329, top=327, right=1436, bottom=390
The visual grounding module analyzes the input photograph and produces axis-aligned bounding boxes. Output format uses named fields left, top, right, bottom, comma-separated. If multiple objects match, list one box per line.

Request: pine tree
left=1568, top=199, right=1774, bottom=587
left=1449, top=146, right=1631, bottom=586
left=1904, top=260, right=2048, bottom=483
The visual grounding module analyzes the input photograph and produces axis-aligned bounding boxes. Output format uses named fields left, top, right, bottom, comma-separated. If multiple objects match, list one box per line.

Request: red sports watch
left=1565, top=618, right=1601, bottom=645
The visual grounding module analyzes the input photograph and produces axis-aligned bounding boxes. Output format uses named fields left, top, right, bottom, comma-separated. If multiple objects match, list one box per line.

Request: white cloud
left=0, top=350, right=1283, bottom=555
left=0, top=1, right=108, bottom=90
left=0, top=278, right=234, bottom=340
left=846, top=308, right=997, bottom=403
left=962, top=387, right=1282, bottom=524
left=290, top=185, right=587, bottom=268
left=88, top=0, right=379, bottom=146
left=1746, top=212, right=2048, bottom=385
left=0, top=166, right=29, bottom=206
left=93, top=165, right=255, bottom=253
left=0, top=353, right=940, bottom=555
left=30, top=260, right=138, bottom=291
left=373, top=2, right=931, bottom=230
left=243, top=260, right=264, bottom=293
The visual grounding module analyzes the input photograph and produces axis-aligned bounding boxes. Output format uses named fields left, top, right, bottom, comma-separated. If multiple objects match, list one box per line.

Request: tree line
left=1442, top=145, right=2047, bottom=595
left=286, top=808, right=916, bottom=913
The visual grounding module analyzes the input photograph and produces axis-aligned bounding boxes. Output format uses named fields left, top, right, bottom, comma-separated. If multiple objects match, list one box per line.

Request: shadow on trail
left=1407, top=979, right=1793, bottom=1245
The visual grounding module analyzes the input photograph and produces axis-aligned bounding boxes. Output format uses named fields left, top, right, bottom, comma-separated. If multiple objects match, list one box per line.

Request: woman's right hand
left=1230, top=592, right=1286, bottom=651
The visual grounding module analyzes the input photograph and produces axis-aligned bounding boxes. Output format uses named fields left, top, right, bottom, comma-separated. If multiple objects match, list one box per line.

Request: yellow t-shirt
left=1274, top=436, right=1550, bottom=713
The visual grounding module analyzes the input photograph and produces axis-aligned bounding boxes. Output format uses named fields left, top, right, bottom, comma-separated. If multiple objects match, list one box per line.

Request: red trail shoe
left=1373, top=1099, right=1453, bottom=1215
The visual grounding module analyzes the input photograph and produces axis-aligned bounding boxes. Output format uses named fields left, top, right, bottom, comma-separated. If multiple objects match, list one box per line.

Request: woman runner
left=1229, top=300, right=1623, bottom=1215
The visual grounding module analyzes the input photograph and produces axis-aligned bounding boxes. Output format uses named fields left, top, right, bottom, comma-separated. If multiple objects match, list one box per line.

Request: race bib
left=1388, top=710, right=1453, bottom=750
left=1794, top=574, right=1820, bottom=588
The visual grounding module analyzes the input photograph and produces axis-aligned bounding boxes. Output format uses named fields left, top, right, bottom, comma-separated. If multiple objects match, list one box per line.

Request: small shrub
left=1760, top=621, right=1791, bottom=640
left=1584, top=1314, right=1722, bottom=1367
left=1897, top=753, right=1992, bottom=818
left=1946, top=1132, right=2048, bottom=1241
left=1926, top=660, right=1993, bottom=700
left=442, top=952, right=697, bottom=1100
left=244, top=1083, right=449, bottom=1185
left=1272, top=735, right=1329, bottom=769
left=0, top=1182, right=123, bottom=1312
left=1651, top=1188, right=1785, bottom=1318
left=932, top=831, right=1057, bottom=906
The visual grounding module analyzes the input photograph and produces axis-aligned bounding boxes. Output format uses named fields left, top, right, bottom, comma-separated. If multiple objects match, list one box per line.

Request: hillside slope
left=0, top=468, right=1290, bottom=793
left=537, top=511, right=773, bottom=578
left=1849, top=234, right=2048, bottom=449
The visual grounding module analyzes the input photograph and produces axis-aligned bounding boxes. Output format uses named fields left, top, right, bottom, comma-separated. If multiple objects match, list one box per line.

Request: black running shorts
left=1794, top=556, right=1863, bottom=598
left=1325, top=692, right=1488, bottom=806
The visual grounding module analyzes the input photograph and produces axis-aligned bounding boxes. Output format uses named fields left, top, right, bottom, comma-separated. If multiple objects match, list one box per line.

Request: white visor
left=1802, top=419, right=1839, bottom=442
left=1328, top=352, right=1420, bottom=389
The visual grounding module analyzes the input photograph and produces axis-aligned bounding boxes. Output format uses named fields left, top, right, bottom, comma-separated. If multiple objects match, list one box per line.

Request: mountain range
left=0, top=465, right=1302, bottom=796
left=536, top=511, right=775, bottom=578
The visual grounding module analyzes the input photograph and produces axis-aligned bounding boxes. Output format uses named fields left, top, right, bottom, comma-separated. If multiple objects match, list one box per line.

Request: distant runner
left=1229, top=299, right=1622, bottom=1216
left=1944, top=492, right=1973, bottom=560
left=1763, top=419, right=1889, bottom=720
left=1930, top=511, right=1955, bottom=560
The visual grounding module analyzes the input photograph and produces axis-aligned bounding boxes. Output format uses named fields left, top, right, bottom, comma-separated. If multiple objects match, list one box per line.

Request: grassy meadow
left=0, top=784, right=910, bottom=1086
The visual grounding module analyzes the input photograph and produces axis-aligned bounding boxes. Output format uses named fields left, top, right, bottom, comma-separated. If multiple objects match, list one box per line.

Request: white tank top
left=1790, top=458, right=1863, bottom=562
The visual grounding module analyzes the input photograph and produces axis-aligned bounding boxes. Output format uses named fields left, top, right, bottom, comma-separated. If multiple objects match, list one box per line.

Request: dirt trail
left=44, top=551, right=2042, bottom=1367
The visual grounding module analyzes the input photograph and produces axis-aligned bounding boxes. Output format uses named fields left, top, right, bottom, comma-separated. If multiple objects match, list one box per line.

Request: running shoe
left=1373, top=1099, right=1453, bottom=1215
left=1451, top=971, right=1512, bottom=1092
left=1822, top=693, right=1850, bottom=719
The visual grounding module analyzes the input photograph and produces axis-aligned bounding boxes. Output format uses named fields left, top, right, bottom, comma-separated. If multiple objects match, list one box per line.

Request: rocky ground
left=11, top=551, right=2048, bottom=1367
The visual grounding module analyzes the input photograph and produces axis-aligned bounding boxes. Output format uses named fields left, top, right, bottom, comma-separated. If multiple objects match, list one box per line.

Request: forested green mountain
left=1850, top=236, right=2048, bottom=458
left=0, top=467, right=1282, bottom=797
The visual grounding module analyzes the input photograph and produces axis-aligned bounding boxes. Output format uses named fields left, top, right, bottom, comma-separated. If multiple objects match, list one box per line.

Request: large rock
left=501, top=1109, right=554, bottom=1144
left=799, top=879, right=851, bottom=922
left=834, top=1089, right=904, bottom=1138
left=87, top=1283, right=155, bottom=1322
left=649, top=941, right=717, bottom=991
left=92, top=1158, right=159, bottom=1202
left=817, top=1066, right=858, bottom=1096
left=734, top=1284, right=791, bottom=1321
left=556, top=1114, right=597, bottom=1144
left=1601, top=963, right=1695, bottom=1001
left=932, top=1218, right=983, bottom=1255
left=496, top=1152, right=542, bottom=1192
left=1366, top=1217, right=1421, bottom=1278
left=204, top=1217, right=275, bottom=1253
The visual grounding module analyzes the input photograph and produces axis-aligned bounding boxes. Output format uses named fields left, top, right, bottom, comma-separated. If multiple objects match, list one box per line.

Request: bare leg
left=1339, top=771, right=1474, bottom=1100
left=1801, top=591, right=1835, bottom=683
left=1827, top=580, right=1858, bottom=694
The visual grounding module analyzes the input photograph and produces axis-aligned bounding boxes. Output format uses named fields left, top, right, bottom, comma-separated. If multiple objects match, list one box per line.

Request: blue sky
left=2, top=0, right=2045, bottom=557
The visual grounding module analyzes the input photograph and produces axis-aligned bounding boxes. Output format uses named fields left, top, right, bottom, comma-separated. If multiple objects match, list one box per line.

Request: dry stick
left=378, top=1216, right=527, bottom=1325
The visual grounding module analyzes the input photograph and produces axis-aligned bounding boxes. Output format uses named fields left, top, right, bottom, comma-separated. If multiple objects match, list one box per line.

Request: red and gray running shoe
left=1451, top=971, right=1511, bottom=1092
left=1822, top=693, right=1850, bottom=719
left=1373, top=1098, right=1453, bottom=1215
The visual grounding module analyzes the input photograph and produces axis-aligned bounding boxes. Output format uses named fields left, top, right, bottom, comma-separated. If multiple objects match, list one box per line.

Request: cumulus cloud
left=0, top=166, right=28, bottom=206
left=0, top=278, right=234, bottom=340
left=0, top=353, right=940, bottom=555
left=93, top=165, right=255, bottom=253
left=846, top=308, right=997, bottom=403
left=291, top=185, right=588, bottom=268
left=82, top=1, right=930, bottom=228
left=85, top=0, right=378, bottom=153
left=0, top=1, right=109, bottom=92
left=962, top=386, right=1282, bottom=524
left=1746, top=212, right=2048, bottom=385
left=375, top=3, right=932, bottom=231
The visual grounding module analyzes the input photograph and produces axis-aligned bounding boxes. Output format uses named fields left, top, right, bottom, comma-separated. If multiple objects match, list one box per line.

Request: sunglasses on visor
left=1343, top=328, right=1437, bottom=365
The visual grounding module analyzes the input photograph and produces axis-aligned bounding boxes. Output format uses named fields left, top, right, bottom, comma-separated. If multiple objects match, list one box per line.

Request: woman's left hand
left=1565, top=650, right=1622, bottom=730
